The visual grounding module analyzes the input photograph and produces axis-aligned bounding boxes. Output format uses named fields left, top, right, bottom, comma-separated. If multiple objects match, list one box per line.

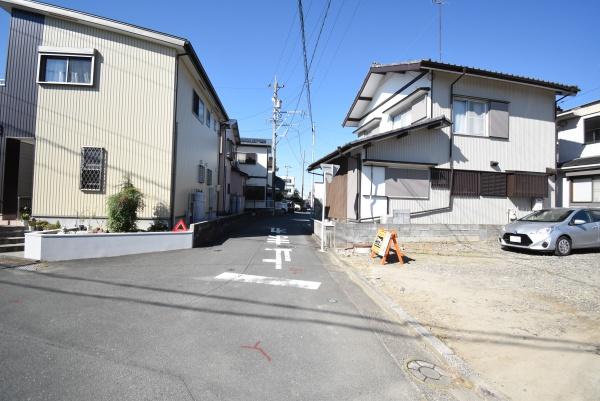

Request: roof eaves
left=310, top=115, right=451, bottom=171
left=1, top=0, right=187, bottom=47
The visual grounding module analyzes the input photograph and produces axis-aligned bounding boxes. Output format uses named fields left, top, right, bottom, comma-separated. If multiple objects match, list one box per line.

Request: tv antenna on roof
left=432, top=0, right=444, bottom=61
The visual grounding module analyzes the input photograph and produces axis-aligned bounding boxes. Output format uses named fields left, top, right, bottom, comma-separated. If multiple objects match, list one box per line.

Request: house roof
left=308, top=115, right=451, bottom=171
left=0, top=0, right=229, bottom=120
left=343, top=59, right=580, bottom=127
left=560, top=155, right=600, bottom=169
left=557, top=98, right=600, bottom=121
left=239, top=137, right=272, bottom=147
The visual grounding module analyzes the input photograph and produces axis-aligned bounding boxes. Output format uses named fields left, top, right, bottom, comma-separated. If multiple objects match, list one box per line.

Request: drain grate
left=12, top=264, right=43, bottom=272
left=406, top=360, right=452, bottom=385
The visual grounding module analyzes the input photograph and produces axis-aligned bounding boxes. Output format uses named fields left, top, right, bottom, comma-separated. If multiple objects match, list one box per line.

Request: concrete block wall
left=323, top=220, right=503, bottom=249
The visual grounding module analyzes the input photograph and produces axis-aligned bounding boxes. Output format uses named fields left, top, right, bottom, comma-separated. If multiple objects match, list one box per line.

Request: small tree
left=107, top=177, right=145, bottom=232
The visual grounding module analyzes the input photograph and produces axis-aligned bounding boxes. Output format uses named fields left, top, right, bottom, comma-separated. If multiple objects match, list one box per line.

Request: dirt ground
left=341, top=242, right=600, bottom=401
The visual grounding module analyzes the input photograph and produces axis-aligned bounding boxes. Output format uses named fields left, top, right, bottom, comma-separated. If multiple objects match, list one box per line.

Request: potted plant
left=20, top=206, right=31, bottom=229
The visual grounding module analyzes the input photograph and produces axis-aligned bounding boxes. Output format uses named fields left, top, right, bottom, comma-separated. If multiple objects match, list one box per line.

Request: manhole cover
left=406, top=360, right=452, bottom=386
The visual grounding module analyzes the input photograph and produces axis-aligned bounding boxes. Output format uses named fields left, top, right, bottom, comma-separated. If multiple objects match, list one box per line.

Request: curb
left=328, top=250, right=511, bottom=401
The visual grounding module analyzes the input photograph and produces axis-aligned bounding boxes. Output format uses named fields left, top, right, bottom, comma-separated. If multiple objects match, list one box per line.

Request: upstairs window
left=80, top=147, right=105, bottom=191
left=206, top=169, right=213, bottom=186
left=453, top=98, right=488, bottom=136
left=391, top=108, right=411, bottom=129
left=38, top=49, right=95, bottom=86
left=584, top=116, right=600, bottom=144
left=206, top=109, right=212, bottom=127
left=237, top=152, right=257, bottom=165
left=192, top=91, right=205, bottom=121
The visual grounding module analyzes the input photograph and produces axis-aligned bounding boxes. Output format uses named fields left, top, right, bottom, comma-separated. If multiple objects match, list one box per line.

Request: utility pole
left=433, top=0, right=443, bottom=61
left=269, top=76, right=284, bottom=215
left=283, top=164, right=291, bottom=179
left=301, top=151, right=306, bottom=200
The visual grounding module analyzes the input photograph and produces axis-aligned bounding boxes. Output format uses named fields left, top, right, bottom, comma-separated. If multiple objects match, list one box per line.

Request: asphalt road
left=0, top=213, right=463, bottom=401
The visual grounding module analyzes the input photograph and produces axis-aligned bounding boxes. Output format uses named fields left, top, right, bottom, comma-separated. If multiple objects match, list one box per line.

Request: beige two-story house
left=309, top=60, right=579, bottom=224
left=0, top=0, right=232, bottom=228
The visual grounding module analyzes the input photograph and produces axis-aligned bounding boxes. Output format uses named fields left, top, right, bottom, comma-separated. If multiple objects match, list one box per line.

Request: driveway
left=0, top=214, right=479, bottom=401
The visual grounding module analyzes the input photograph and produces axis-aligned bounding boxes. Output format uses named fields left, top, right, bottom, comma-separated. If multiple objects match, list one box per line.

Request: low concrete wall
left=316, top=220, right=503, bottom=249
left=192, top=212, right=255, bottom=247
left=24, top=230, right=193, bottom=261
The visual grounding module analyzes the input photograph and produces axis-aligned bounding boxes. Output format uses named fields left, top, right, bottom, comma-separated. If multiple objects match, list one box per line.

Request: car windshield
left=519, top=209, right=574, bottom=222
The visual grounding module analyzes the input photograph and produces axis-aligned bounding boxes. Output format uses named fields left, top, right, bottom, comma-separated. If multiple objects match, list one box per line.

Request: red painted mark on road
left=289, top=267, right=304, bottom=275
left=241, top=341, right=272, bottom=362
left=10, top=299, right=22, bottom=304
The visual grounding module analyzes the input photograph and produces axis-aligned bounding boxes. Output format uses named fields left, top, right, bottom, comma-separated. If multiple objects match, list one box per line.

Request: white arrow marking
left=215, top=272, right=321, bottom=290
left=263, top=248, right=292, bottom=269
left=270, top=227, right=287, bottom=234
left=267, top=235, right=290, bottom=245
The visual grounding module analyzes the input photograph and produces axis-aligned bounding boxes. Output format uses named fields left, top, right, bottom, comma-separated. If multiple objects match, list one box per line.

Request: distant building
left=281, top=176, right=296, bottom=197
left=557, top=100, right=600, bottom=207
left=308, top=59, right=579, bottom=224
left=237, top=138, right=272, bottom=209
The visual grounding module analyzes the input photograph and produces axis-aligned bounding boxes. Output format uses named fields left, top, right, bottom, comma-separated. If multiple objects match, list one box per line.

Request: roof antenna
left=432, top=0, right=444, bottom=61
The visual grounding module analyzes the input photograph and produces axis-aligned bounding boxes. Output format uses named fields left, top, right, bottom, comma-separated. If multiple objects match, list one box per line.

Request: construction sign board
left=371, top=229, right=405, bottom=265
left=172, top=219, right=188, bottom=232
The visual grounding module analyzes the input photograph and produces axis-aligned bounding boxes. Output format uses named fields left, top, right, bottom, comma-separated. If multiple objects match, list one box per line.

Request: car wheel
left=554, top=236, right=572, bottom=256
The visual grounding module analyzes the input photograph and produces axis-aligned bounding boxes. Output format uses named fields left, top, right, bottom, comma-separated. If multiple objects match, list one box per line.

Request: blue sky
left=1, top=0, right=599, bottom=193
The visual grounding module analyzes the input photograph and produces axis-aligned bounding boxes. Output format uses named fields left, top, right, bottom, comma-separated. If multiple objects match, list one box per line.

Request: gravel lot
left=342, top=241, right=600, bottom=401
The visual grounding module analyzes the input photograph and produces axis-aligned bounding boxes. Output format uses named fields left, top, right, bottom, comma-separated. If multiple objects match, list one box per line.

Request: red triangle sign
left=172, top=219, right=188, bottom=232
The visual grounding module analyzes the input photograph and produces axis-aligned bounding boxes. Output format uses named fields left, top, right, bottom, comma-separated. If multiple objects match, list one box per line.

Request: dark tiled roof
left=561, top=155, right=600, bottom=168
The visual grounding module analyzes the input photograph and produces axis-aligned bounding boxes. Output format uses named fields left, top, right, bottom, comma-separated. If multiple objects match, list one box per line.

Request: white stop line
left=215, top=272, right=321, bottom=290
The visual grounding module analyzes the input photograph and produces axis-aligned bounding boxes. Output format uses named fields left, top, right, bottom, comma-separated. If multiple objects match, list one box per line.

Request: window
left=480, top=172, right=507, bottom=197
left=192, top=91, right=205, bottom=121
left=431, top=169, right=450, bottom=189
left=206, top=169, right=212, bottom=186
left=245, top=185, right=265, bottom=201
left=452, top=170, right=480, bottom=196
left=80, top=147, right=105, bottom=191
left=206, top=109, right=211, bottom=127
left=193, top=92, right=200, bottom=116
left=571, top=210, right=592, bottom=224
left=214, top=119, right=218, bottom=132
left=453, top=98, right=488, bottom=136
left=198, top=165, right=205, bottom=183
left=267, top=156, right=273, bottom=170
left=226, top=139, right=235, bottom=159
left=584, top=117, right=600, bottom=144
left=391, top=108, right=411, bottom=129
left=572, top=177, right=600, bottom=203
left=38, top=53, right=94, bottom=85
left=237, top=152, right=257, bottom=164
left=385, top=168, right=430, bottom=199
left=507, top=174, right=548, bottom=198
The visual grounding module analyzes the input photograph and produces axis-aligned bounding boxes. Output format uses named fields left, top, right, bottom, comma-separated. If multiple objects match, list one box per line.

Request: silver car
left=499, top=208, right=600, bottom=256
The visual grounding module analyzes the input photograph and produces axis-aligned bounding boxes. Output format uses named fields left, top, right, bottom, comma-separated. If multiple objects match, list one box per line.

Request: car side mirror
left=573, top=219, right=587, bottom=225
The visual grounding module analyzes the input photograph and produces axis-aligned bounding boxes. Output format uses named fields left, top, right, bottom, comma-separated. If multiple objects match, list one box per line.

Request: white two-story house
left=0, top=0, right=231, bottom=228
left=557, top=100, right=600, bottom=207
left=236, top=138, right=272, bottom=209
left=308, top=60, right=578, bottom=224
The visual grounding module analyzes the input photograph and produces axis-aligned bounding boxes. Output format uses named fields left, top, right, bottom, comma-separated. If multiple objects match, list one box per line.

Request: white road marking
left=270, top=227, right=287, bottom=234
left=267, top=235, right=290, bottom=245
left=262, top=248, right=292, bottom=269
left=215, top=272, right=321, bottom=290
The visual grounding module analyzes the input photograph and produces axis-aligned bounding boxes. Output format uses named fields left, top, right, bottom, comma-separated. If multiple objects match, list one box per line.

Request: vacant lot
left=343, top=242, right=600, bottom=401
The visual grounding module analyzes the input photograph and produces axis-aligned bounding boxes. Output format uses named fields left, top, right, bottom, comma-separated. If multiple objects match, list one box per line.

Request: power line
left=297, top=0, right=317, bottom=206
left=308, top=0, right=332, bottom=70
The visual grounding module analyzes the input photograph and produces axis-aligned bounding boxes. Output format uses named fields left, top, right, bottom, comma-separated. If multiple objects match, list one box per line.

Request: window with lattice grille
left=207, top=169, right=213, bottom=186
left=80, top=147, right=105, bottom=191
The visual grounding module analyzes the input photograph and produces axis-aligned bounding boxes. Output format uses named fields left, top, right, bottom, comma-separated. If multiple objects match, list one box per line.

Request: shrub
left=107, top=177, right=145, bottom=232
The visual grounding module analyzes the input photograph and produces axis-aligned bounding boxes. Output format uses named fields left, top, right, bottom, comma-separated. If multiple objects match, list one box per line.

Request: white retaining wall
left=25, top=230, right=193, bottom=261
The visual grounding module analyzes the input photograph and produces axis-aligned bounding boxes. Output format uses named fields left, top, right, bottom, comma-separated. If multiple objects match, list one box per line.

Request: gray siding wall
left=0, top=9, right=44, bottom=208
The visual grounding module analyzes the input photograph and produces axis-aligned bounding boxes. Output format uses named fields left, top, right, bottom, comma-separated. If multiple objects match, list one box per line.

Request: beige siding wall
left=32, top=17, right=177, bottom=220
left=173, top=61, right=222, bottom=220
left=432, top=71, right=556, bottom=172
left=389, top=188, right=535, bottom=225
